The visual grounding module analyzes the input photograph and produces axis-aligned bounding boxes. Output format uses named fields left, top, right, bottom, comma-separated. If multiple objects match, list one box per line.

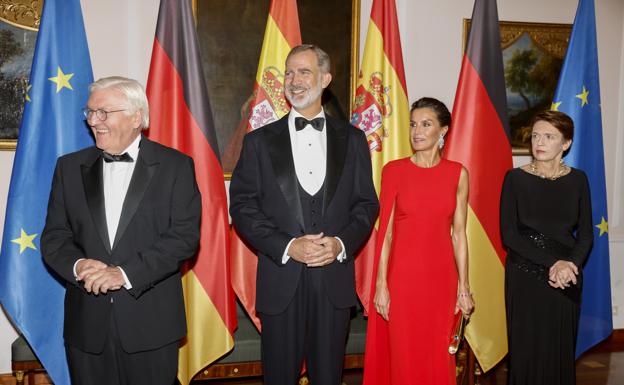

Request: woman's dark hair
left=530, top=110, right=574, bottom=142
left=410, top=97, right=452, bottom=128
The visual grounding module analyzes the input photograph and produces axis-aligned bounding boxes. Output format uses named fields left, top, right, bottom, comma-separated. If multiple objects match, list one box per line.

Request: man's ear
left=321, top=72, right=332, bottom=89
left=133, top=110, right=142, bottom=130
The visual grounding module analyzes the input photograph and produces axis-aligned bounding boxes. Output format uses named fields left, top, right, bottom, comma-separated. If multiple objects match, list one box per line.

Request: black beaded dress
left=500, top=167, right=593, bottom=385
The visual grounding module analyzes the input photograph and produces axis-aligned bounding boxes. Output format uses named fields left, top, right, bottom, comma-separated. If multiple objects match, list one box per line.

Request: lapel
left=323, top=116, right=346, bottom=216
left=112, top=136, right=157, bottom=250
left=266, top=115, right=304, bottom=230
left=82, top=149, right=111, bottom=254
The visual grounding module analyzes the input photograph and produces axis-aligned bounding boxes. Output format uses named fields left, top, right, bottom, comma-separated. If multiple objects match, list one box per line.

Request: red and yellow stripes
left=146, top=0, right=235, bottom=383
left=443, top=0, right=512, bottom=372
left=352, top=0, right=411, bottom=313
left=354, top=0, right=411, bottom=193
left=231, top=0, right=302, bottom=331
left=247, top=0, right=301, bottom=130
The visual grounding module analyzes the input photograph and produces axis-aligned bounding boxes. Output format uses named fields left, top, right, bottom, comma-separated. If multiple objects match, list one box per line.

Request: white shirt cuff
left=73, top=258, right=85, bottom=279
left=282, top=238, right=296, bottom=264
left=335, top=237, right=346, bottom=262
left=117, top=267, right=132, bottom=289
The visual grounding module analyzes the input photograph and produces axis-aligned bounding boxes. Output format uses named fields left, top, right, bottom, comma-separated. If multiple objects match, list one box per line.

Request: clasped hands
left=288, top=232, right=341, bottom=267
left=548, top=260, right=578, bottom=289
left=76, top=259, right=125, bottom=295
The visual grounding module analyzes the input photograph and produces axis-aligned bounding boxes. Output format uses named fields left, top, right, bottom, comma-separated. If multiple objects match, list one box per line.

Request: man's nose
left=86, top=113, right=103, bottom=125
left=291, top=73, right=303, bottom=85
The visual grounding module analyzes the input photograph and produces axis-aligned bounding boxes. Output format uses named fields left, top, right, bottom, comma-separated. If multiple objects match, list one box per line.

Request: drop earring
left=438, top=134, right=445, bottom=149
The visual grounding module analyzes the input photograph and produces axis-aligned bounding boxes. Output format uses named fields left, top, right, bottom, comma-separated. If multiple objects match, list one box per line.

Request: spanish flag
left=230, top=0, right=302, bottom=330
left=443, top=0, right=511, bottom=372
left=145, top=0, right=236, bottom=383
left=351, top=0, right=411, bottom=313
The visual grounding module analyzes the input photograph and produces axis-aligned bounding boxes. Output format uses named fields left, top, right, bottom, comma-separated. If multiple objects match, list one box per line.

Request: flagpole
left=350, top=0, right=361, bottom=112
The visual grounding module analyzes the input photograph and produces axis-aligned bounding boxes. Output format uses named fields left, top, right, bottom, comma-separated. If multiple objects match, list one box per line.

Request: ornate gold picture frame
left=0, top=0, right=42, bottom=150
left=463, top=20, right=572, bottom=155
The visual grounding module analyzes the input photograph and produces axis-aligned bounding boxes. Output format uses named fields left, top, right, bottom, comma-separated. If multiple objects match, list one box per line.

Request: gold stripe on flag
left=464, top=207, right=507, bottom=371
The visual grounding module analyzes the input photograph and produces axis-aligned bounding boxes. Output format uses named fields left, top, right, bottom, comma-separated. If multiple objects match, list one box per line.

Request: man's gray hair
left=286, top=44, right=331, bottom=74
left=89, top=76, right=150, bottom=129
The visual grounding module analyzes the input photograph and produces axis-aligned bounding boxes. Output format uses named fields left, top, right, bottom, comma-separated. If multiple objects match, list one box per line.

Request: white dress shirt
left=103, top=135, right=141, bottom=249
left=288, top=109, right=327, bottom=195
left=282, top=109, right=345, bottom=264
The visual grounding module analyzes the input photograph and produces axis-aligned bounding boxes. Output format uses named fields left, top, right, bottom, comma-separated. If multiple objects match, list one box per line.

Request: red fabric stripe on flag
left=269, top=0, right=301, bottom=48
left=147, top=38, right=236, bottom=331
left=370, top=0, right=407, bottom=90
left=445, top=55, right=512, bottom=261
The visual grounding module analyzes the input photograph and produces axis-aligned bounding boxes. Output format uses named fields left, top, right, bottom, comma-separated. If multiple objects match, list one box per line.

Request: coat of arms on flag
left=351, top=71, right=393, bottom=152
left=249, top=66, right=289, bottom=129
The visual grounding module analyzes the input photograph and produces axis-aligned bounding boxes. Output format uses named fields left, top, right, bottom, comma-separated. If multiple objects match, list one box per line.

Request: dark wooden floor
left=471, top=351, right=624, bottom=385
left=5, top=333, right=621, bottom=385
left=197, top=350, right=624, bottom=385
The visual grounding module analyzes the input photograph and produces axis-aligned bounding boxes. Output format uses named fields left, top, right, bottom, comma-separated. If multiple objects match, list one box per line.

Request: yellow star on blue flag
left=575, top=85, right=589, bottom=107
left=48, top=67, right=74, bottom=93
left=26, top=84, right=32, bottom=102
left=595, top=216, right=608, bottom=236
left=11, top=229, right=38, bottom=254
left=551, top=101, right=561, bottom=111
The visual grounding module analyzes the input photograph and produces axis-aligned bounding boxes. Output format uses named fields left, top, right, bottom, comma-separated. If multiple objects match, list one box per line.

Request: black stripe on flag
left=466, top=0, right=511, bottom=141
left=154, top=0, right=221, bottom=158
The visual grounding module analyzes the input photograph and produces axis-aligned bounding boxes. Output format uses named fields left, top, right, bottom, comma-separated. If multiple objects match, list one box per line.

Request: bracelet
left=458, top=292, right=473, bottom=298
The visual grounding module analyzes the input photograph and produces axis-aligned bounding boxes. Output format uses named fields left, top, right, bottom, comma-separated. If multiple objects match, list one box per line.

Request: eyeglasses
left=83, top=108, right=126, bottom=121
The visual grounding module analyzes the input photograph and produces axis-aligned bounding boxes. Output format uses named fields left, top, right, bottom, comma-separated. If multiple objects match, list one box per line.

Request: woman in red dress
left=363, top=97, right=474, bottom=385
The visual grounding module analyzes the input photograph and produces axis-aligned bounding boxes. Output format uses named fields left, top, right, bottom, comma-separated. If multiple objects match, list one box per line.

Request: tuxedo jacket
left=41, top=137, right=201, bottom=354
left=229, top=114, right=379, bottom=315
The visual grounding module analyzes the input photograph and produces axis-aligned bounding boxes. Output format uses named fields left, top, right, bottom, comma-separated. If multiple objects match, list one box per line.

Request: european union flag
left=0, top=0, right=94, bottom=384
left=552, top=0, right=613, bottom=357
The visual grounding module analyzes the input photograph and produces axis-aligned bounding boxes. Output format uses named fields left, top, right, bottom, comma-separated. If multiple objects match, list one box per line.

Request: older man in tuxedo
left=230, top=45, right=379, bottom=385
left=41, top=76, right=201, bottom=385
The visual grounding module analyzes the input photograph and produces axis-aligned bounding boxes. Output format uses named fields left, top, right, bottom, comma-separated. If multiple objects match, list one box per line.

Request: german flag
left=351, top=0, right=411, bottom=313
left=230, top=0, right=301, bottom=331
left=443, top=0, right=512, bottom=372
left=145, top=0, right=236, bottom=383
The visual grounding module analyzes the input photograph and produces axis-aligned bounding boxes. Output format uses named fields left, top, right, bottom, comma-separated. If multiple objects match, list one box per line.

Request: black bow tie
left=295, top=117, right=325, bottom=132
left=102, top=152, right=133, bottom=163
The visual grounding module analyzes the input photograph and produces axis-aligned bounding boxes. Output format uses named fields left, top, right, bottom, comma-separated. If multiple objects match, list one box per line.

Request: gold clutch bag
left=448, top=314, right=466, bottom=355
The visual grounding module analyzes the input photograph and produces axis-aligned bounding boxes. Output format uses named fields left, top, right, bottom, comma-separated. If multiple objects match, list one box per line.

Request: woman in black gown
left=501, top=110, right=593, bottom=385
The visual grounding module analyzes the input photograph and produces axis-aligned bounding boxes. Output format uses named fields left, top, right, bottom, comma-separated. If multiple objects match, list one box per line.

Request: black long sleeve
left=500, top=168, right=593, bottom=269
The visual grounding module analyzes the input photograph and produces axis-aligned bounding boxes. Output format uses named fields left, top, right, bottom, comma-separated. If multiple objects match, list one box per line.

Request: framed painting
left=193, top=0, right=360, bottom=177
left=463, top=20, right=572, bottom=154
left=0, top=0, right=42, bottom=150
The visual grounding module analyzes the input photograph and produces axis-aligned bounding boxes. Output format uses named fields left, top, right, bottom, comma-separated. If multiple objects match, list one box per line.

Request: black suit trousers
left=67, top=312, right=179, bottom=385
left=259, top=266, right=351, bottom=385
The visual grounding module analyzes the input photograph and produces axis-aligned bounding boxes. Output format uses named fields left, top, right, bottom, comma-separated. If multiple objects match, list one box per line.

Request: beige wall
left=1, top=0, right=622, bottom=374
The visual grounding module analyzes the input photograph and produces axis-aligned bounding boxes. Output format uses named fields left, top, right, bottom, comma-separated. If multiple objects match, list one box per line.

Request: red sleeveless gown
left=363, top=157, right=462, bottom=385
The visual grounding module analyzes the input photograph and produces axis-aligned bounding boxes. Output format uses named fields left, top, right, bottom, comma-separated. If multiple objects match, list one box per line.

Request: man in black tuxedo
left=41, top=76, right=201, bottom=385
left=230, top=45, right=379, bottom=385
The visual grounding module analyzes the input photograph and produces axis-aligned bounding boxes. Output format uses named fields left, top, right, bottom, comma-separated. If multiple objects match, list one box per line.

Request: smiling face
left=284, top=50, right=332, bottom=117
left=86, top=87, right=142, bottom=154
left=409, top=107, right=448, bottom=152
left=531, top=120, right=571, bottom=162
